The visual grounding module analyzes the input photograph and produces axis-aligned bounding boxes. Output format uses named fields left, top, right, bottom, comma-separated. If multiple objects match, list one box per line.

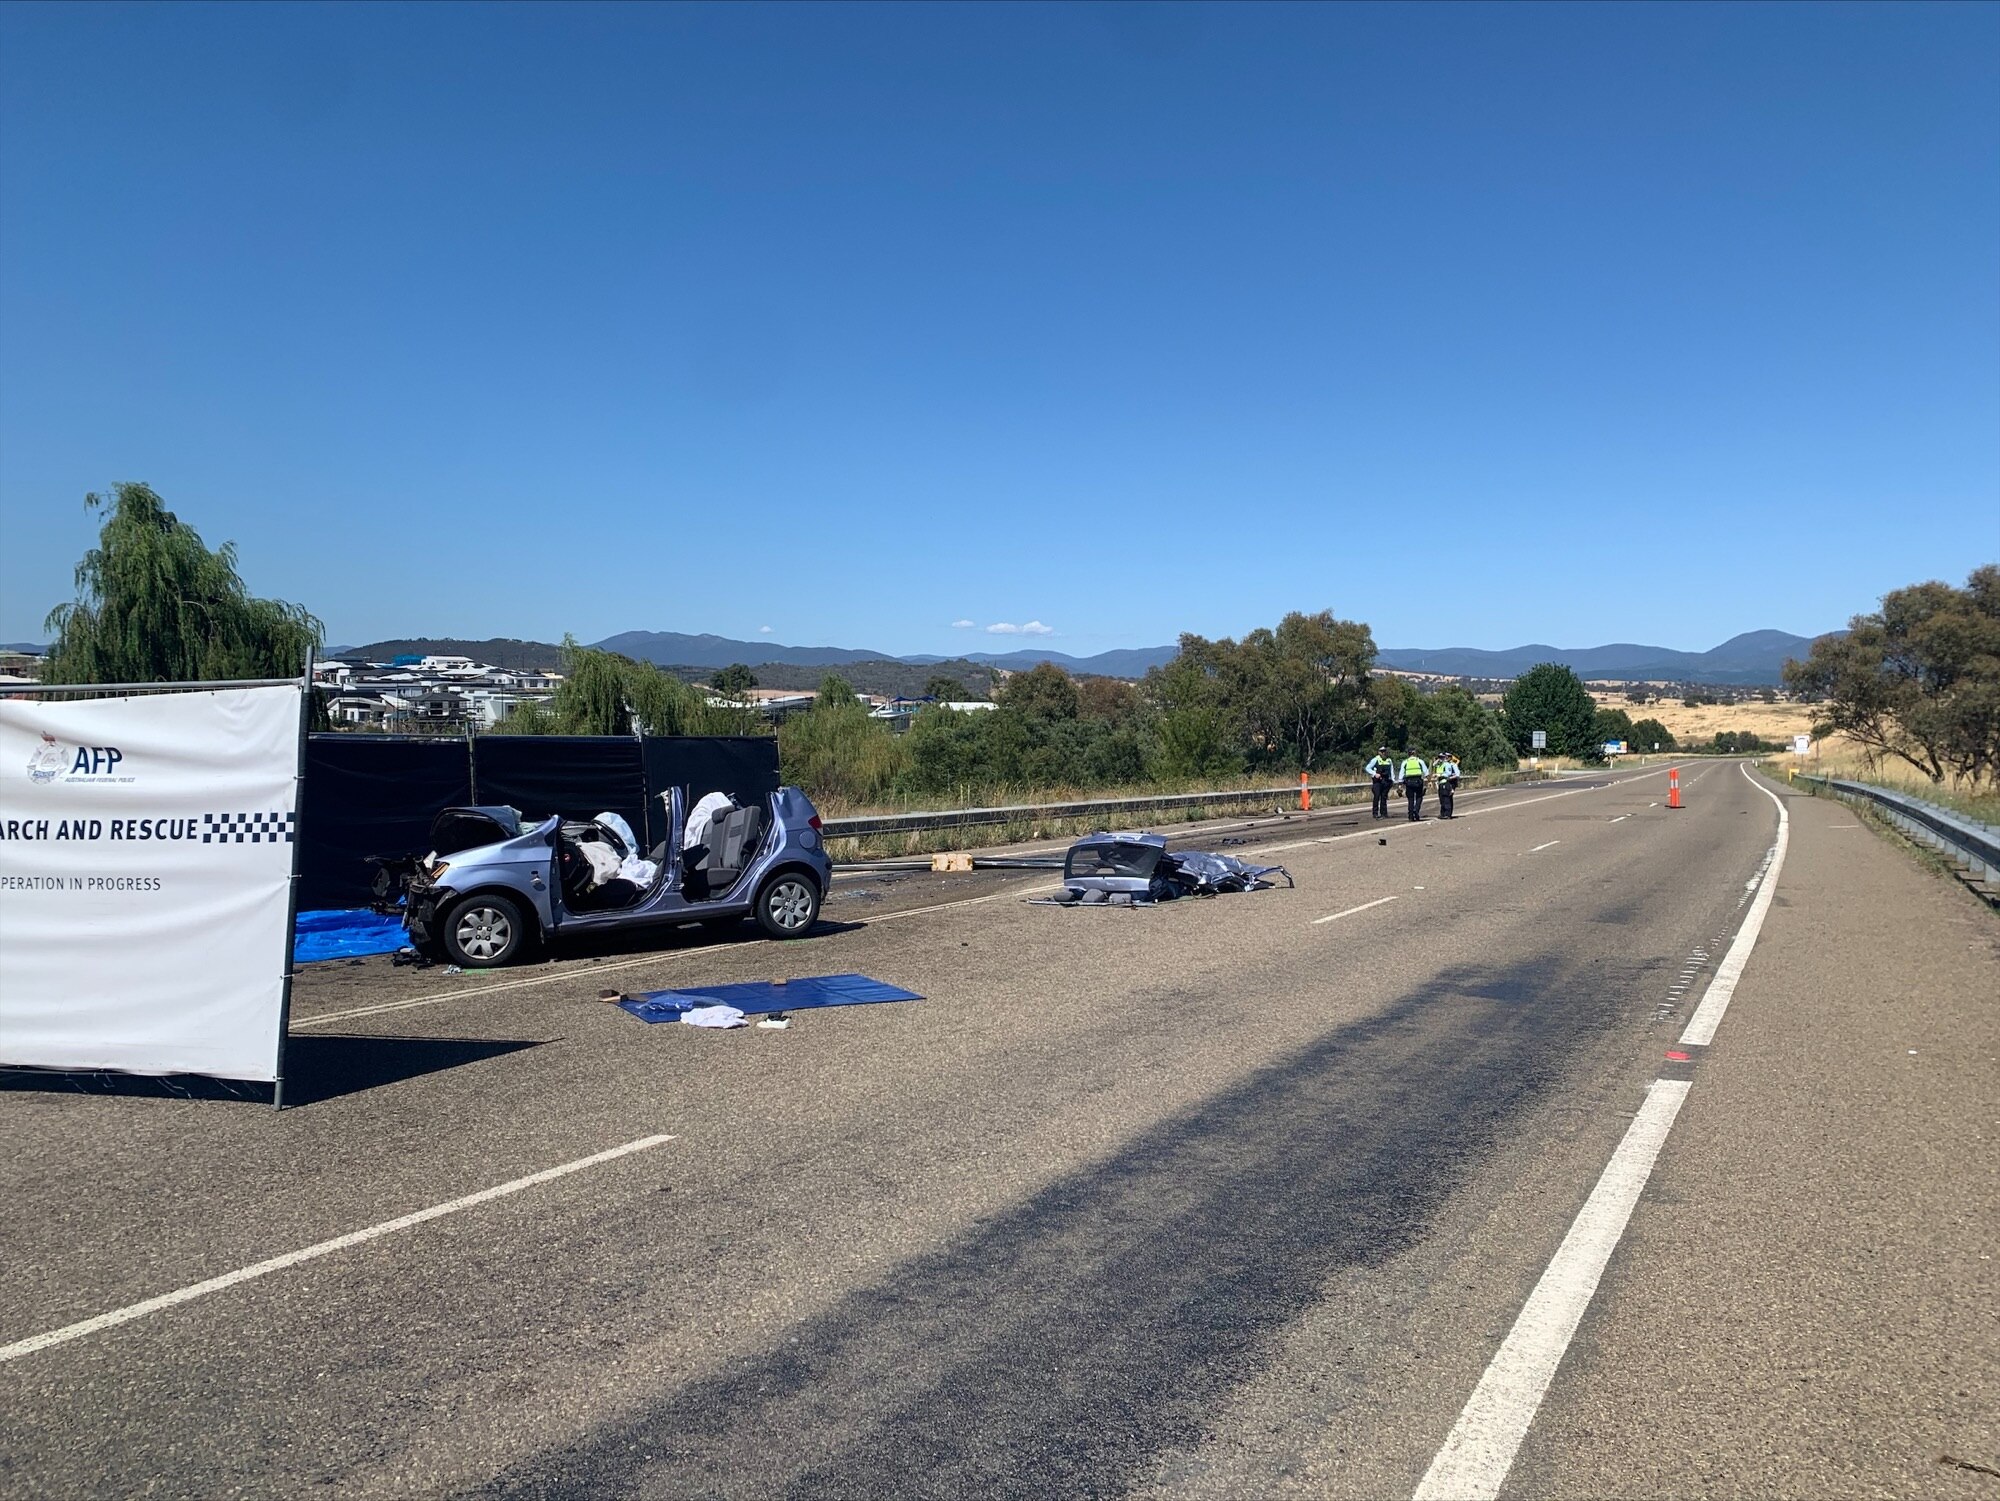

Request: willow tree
left=41, top=483, right=322, bottom=684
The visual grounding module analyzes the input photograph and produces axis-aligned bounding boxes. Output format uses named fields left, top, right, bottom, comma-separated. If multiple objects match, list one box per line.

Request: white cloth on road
left=680, top=1003, right=746, bottom=1029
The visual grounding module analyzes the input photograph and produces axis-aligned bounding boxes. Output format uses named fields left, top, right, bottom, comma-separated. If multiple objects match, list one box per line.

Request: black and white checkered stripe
left=201, top=812, right=297, bottom=844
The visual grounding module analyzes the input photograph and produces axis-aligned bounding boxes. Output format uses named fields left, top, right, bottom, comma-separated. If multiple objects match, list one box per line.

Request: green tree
left=42, top=483, right=323, bottom=684
left=1784, top=566, right=2000, bottom=784
left=780, top=690, right=904, bottom=805
left=1593, top=706, right=1635, bottom=748
left=1075, top=676, right=1141, bottom=723
left=1259, top=610, right=1377, bottom=772
left=494, top=643, right=755, bottom=737
left=996, top=662, right=1080, bottom=720
left=1629, top=717, right=1676, bottom=752
left=1151, top=701, right=1238, bottom=779
left=1412, top=685, right=1516, bottom=772
left=818, top=674, right=859, bottom=707
left=1150, top=611, right=1376, bottom=772
left=1502, top=663, right=1600, bottom=759
left=1363, top=674, right=1421, bottom=753
left=709, top=663, right=757, bottom=695
left=1142, top=646, right=1240, bottom=780
left=924, top=674, right=970, bottom=704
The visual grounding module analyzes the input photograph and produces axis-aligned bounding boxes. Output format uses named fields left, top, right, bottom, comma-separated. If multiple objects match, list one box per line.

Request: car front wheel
left=442, top=893, right=528, bottom=968
left=755, top=872, right=820, bottom=939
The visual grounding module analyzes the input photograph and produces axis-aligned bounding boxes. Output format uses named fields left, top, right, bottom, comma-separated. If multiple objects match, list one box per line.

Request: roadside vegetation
left=42, top=484, right=1985, bottom=825
left=1784, top=566, right=1998, bottom=787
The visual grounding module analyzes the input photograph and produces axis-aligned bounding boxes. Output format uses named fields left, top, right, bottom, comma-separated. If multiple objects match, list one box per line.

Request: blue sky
left=2, top=2, right=1995, bottom=657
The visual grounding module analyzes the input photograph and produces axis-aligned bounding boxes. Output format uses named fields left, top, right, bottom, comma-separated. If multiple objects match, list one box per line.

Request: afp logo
left=25, top=732, right=128, bottom=785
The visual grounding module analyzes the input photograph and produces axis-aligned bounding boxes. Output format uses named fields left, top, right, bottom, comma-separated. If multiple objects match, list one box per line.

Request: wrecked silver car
left=372, top=786, right=833, bottom=967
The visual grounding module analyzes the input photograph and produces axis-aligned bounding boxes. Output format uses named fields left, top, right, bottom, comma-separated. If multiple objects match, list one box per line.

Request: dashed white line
left=1312, top=895, right=1400, bottom=925
left=1412, top=1081, right=1691, bottom=1501
left=0, top=1134, right=677, bottom=1364
left=1529, top=840, right=1560, bottom=853
left=1609, top=815, right=1630, bottom=823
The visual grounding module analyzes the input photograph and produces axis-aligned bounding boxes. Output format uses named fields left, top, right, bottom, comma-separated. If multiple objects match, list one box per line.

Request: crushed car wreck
left=368, top=786, right=833, bottom=967
left=1035, top=831, right=1292, bottom=907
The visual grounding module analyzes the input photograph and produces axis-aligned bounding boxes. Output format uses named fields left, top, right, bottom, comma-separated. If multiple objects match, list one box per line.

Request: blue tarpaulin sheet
left=293, top=908, right=408, bottom=963
left=619, top=973, right=923, bottom=1024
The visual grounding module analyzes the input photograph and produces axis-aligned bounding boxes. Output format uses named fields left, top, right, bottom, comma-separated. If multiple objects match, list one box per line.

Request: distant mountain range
left=335, top=627, right=1821, bottom=684
left=1374, top=630, right=1820, bottom=685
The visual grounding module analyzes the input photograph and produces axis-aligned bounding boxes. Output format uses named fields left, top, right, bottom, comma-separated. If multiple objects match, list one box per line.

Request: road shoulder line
left=1412, top=759, right=1785, bottom=1500
left=1680, top=766, right=1790, bottom=1047
left=1411, top=1081, right=1691, bottom=1501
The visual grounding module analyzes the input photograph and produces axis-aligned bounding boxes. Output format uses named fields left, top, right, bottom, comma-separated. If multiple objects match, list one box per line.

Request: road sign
left=1531, top=730, right=1547, bottom=750
left=1793, top=734, right=1811, bottom=755
left=1602, top=740, right=1627, bottom=756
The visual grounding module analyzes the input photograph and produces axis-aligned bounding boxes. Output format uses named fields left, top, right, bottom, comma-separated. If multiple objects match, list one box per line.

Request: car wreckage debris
left=1032, top=832, right=1292, bottom=908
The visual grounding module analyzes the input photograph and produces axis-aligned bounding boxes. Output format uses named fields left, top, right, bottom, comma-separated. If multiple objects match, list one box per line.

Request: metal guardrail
left=1794, top=775, right=1999, bottom=888
left=821, top=782, right=1369, bottom=840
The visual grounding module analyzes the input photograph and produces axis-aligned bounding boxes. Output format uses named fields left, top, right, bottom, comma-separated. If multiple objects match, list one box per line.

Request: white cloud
left=951, top=619, right=975, bottom=629
left=758, top=625, right=773, bottom=634
left=986, top=620, right=1055, bottom=636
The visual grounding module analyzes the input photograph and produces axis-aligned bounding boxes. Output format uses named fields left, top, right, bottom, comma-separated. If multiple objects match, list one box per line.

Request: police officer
left=1364, top=746, right=1397, bottom=819
left=1434, top=751, right=1462, bottom=818
left=1400, top=750, right=1429, bottom=820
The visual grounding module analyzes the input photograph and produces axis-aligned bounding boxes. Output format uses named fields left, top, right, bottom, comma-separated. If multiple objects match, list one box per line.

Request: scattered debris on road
left=1033, top=832, right=1292, bottom=907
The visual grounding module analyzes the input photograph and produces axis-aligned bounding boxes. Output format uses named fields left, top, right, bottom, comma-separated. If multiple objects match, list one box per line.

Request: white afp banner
left=0, top=685, right=302, bottom=1082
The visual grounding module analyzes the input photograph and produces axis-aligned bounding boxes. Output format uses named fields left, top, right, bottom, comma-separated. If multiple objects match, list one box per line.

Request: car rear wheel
left=442, top=893, right=528, bottom=968
left=755, top=872, right=820, bottom=939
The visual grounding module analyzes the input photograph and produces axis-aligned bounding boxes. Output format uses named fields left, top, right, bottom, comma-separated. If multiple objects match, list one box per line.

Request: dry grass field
left=1772, top=735, right=2000, bottom=824
left=1590, top=691, right=1817, bottom=747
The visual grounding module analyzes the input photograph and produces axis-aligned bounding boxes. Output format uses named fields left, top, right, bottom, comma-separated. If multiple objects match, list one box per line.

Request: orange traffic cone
left=1300, top=771, right=1311, bottom=812
left=1667, top=767, right=1682, bottom=809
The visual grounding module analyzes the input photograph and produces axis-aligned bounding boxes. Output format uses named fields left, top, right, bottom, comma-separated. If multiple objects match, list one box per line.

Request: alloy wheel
left=765, top=878, right=814, bottom=931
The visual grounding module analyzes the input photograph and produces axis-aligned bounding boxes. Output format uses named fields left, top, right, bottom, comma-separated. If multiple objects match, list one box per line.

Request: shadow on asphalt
left=548, top=919, right=862, bottom=965
left=0, top=1033, right=545, bottom=1109
left=470, top=948, right=1631, bottom=1501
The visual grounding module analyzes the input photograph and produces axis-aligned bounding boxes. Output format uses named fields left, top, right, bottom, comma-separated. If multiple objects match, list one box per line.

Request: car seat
left=685, top=803, right=767, bottom=900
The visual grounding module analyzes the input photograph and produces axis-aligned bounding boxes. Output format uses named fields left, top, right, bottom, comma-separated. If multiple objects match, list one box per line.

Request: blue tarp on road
left=619, top=973, right=923, bottom=1024
left=293, top=908, right=408, bottom=963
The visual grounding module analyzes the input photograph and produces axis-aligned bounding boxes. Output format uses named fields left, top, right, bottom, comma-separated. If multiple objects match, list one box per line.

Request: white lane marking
left=1529, top=840, right=1560, bottom=853
left=1609, top=815, right=1630, bottom=823
left=1313, top=896, right=1400, bottom=925
left=1412, top=1081, right=1692, bottom=1501
left=1679, top=766, right=1789, bottom=1047
left=0, top=1134, right=676, bottom=1364
left=295, top=879, right=1063, bottom=1029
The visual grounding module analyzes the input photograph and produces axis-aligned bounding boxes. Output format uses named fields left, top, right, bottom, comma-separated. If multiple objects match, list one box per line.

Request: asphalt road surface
left=4, top=764, right=1995, bottom=1499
